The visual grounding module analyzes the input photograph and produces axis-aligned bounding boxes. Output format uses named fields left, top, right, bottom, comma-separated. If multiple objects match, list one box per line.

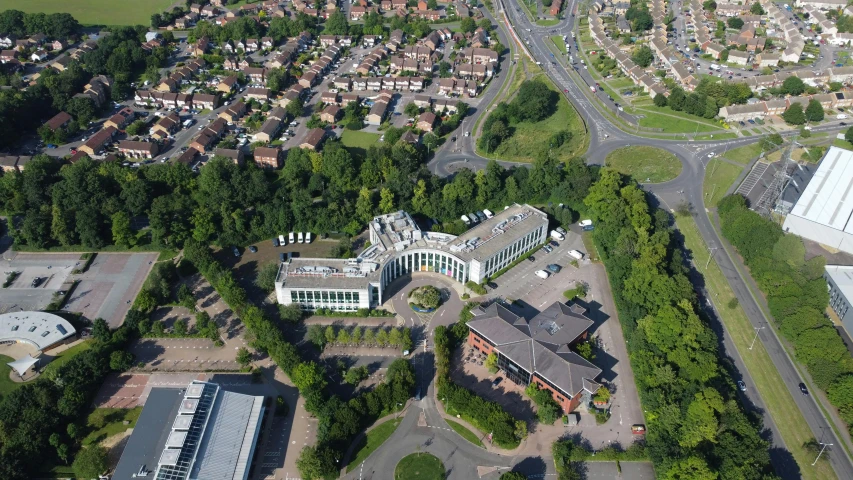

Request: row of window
left=482, top=227, right=544, bottom=278
left=383, top=251, right=467, bottom=285
left=290, top=290, right=361, bottom=304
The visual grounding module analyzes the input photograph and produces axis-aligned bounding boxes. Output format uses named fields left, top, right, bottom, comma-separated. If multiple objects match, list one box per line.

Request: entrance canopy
left=7, top=354, right=38, bottom=376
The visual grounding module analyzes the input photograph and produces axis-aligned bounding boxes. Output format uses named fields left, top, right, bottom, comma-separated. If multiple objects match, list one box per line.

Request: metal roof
left=0, top=311, right=76, bottom=350
left=789, top=147, right=853, bottom=233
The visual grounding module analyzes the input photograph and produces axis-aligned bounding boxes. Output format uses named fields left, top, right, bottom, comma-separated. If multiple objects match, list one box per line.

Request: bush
left=465, top=281, right=487, bottom=295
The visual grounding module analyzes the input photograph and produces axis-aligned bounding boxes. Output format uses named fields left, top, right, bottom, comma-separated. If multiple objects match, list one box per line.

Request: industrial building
left=275, top=204, right=549, bottom=311
left=112, top=380, right=265, bottom=480
left=782, top=147, right=853, bottom=254
left=825, top=265, right=853, bottom=336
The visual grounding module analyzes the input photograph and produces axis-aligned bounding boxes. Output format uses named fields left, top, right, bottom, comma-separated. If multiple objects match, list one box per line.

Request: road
left=423, top=0, right=853, bottom=478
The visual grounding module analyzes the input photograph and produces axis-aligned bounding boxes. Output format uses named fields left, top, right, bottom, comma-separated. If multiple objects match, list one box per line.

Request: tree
left=324, top=325, right=336, bottom=344
left=324, top=11, right=349, bottom=35
left=805, top=99, right=824, bottom=122
left=286, top=97, right=304, bottom=118
left=363, top=328, right=376, bottom=345
left=92, top=318, right=111, bottom=342
left=344, top=365, right=369, bottom=384
left=782, top=103, right=806, bottom=125
left=388, top=327, right=403, bottom=348
left=236, top=346, right=252, bottom=367
left=255, top=262, right=280, bottom=291
left=109, top=350, right=134, bottom=371
left=500, top=473, right=527, bottom=480
left=750, top=2, right=764, bottom=14
left=663, top=456, right=718, bottom=480
left=279, top=303, right=303, bottom=323
left=653, top=93, right=668, bottom=107
left=631, top=45, right=654, bottom=68
left=111, top=211, right=134, bottom=248
left=460, top=17, right=476, bottom=33
left=379, top=187, right=394, bottom=213
left=296, top=445, right=338, bottom=480
left=337, top=328, right=351, bottom=345
left=404, top=102, right=420, bottom=117
left=151, top=13, right=163, bottom=28
left=308, top=324, right=327, bottom=349
left=72, top=445, right=109, bottom=479
left=846, top=126, right=853, bottom=145
left=485, top=352, right=498, bottom=373
left=292, top=361, right=327, bottom=392
left=726, top=17, right=744, bottom=29
left=376, top=328, right=389, bottom=347
left=423, top=132, right=439, bottom=152
left=781, top=76, right=806, bottom=95
left=124, top=119, right=147, bottom=136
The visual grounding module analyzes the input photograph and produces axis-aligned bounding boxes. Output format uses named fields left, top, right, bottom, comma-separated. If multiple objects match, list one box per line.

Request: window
left=473, top=337, right=481, bottom=343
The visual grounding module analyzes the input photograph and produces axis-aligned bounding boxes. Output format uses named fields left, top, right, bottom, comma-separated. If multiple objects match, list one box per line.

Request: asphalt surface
left=421, top=0, right=853, bottom=478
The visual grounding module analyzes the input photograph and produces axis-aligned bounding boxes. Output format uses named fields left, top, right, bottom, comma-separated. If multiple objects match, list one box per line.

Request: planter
left=411, top=304, right=436, bottom=313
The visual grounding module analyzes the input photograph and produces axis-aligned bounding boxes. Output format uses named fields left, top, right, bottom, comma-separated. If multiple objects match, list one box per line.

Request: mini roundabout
left=394, top=452, right=446, bottom=480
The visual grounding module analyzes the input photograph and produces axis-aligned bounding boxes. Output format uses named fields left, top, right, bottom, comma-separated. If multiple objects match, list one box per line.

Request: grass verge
left=445, top=418, right=484, bottom=447
left=703, top=159, right=744, bottom=207
left=83, top=407, right=143, bottom=446
left=723, top=143, right=765, bottom=164
left=635, top=107, right=725, bottom=133
left=605, top=146, right=682, bottom=183
left=340, top=130, right=381, bottom=149
left=0, top=0, right=176, bottom=25
left=395, top=453, right=445, bottom=480
left=675, top=215, right=836, bottom=480
left=346, top=418, right=402, bottom=472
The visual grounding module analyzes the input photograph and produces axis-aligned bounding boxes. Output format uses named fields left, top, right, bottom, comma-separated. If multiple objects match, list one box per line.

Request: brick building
left=466, top=302, right=601, bottom=413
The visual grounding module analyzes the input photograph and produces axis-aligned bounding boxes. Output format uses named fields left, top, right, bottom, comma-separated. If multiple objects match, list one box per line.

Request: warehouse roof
left=788, top=147, right=853, bottom=233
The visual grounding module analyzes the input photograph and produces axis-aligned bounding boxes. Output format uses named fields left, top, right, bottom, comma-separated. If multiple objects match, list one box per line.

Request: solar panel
left=155, top=383, right=218, bottom=480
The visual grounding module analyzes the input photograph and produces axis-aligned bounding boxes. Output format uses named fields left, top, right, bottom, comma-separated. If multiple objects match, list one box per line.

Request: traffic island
left=395, top=453, right=446, bottom=480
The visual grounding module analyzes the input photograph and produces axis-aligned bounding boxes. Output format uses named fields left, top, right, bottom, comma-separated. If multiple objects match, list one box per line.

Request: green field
left=605, top=146, right=682, bottom=183
left=482, top=75, right=588, bottom=163
left=675, top=215, right=836, bottom=480
left=42, top=340, right=92, bottom=380
left=340, top=130, right=381, bottom=149
left=703, top=159, right=744, bottom=206
left=0, top=0, right=175, bottom=26
left=723, top=143, right=765, bottom=164
left=550, top=36, right=567, bottom=54
left=0, top=354, right=20, bottom=399
left=444, top=418, right=484, bottom=447
left=346, top=419, right=401, bottom=472
left=395, top=453, right=445, bottom=480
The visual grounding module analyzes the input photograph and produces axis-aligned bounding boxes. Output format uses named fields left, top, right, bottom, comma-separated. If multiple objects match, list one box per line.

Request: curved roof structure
left=0, top=311, right=76, bottom=350
left=7, top=354, right=39, bottom=376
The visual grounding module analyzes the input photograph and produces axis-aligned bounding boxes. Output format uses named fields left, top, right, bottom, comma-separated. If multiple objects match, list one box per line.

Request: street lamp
left=749, top=326, right=765, bottom=350
left=812, top=442, right=832, bottom=466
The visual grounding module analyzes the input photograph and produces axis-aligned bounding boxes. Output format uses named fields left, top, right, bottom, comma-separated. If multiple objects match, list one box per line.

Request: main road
left=426, top=0, right=853, bottom=478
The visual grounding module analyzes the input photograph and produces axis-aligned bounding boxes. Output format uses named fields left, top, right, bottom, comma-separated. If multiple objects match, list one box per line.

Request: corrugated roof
left=790, top=147, right=853, bottom=233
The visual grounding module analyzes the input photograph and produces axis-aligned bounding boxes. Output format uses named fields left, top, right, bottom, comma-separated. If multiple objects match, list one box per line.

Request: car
left=799, top=383, right=809, bottom=395
left=248, top=246, right=258, bottom=253
left=535, top=269, right=550, bottom=279
left=550, top=240, right=559, bottom=247
left=298, top=232, right=305, bottom=243
left=30, top=277, right=43, bottom=288
left=543, top=245, right=553, bottom=253
left=487, top=282, right=498, bottom=289
left=739, top=121, right=746, bottom=126
left=547, top=264, right=562, bottom=273
left=747, top=119, right=755, bottom=124
left=707, top=152, right=715, bottom=158
left=527, top=255, right=536, bottom=262
left=46, top=144, right=57, bottom=149
left=492, top=377, right=503, bottom=387
left=737, top=380, right=746, bottom=391
left=842, top=122, right=848, bottom=126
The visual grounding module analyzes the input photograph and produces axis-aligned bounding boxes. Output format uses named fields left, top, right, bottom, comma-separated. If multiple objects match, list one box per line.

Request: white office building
left=275, top=204, right=549, bottom=310
left=783, top=147, right=853, bottom=254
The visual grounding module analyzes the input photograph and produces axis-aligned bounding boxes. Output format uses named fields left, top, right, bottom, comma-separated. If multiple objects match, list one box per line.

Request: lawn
left=605, top=146, right=682, bottom=183
left=703, top=159, right=744, bottom=207
left=340, top=130, right=381, bottom=149
left=536, top=18, right=561, bottom=27
left=394, top=453, right=445, bottom=480
left=0, top=0, right=175, bottom=26
left=42, top=340, right=92, bottom=380
left=636, top=107, right=725, bottom=133
left=83, top=407, right=143, bottom=446
left=346, top=419, right=402, bottom=472
left=0, top=354, right=20, bottom=399
left=550, top=36, right=567, bottom=54
left=445, top=418, right=484, bottom=447
left=675, top=215, right=835, bottom=479
left=723, top=143, right=765, bottom=165
left=482, top=75, right=588, bottom=163
left=833, top=138, right=853, bottom=150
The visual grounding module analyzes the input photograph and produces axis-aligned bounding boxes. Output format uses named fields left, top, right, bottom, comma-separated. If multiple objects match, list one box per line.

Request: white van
left=535, top=270, right=550, bottom=279
left=551, top=230, right=565, bottom=241
left=306, top=232, right=312, bottom=243
left=839, top=114, right=849, bottom=120
left=461, top=214, right=471, bottom=225
left=279, top=234, right=286, bottom=245
left=298, top=232, right=304, bottom=243
left=568, top=250, right=584, bottom=260
left=483, top=209, right=494, bottom=219
left=578, top=219, right=593, bottom=227
left=289, top=232, right=295, bottom=243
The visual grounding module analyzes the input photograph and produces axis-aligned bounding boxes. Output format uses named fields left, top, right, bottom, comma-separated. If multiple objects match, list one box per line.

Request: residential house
left=243, top=67, right=266, bottom=83
left=416, top=111, right=436, bottom=132
left=43, top=111, right=72, bottom=132
left=253, top=146, right=282, bottom=169
left=192, top=93, right=219, bottom=110
left=30, top=50, right=48, bottom=62
left=340, top=93, right=360, bottom=106
left=254, top=118, right=282, bottom=142
left=104, top=107, right=135, bottom=130
left=366, top=100, right=389, bottom=125
left=268, top=106, right=287, bottom=122
left=320, top=105, right=342, bottom=123
left=79, top=126, right=117, bottom=156
left=118, top=140, right=159, bottom=159
left=218, top=101, right=248, bottom=123
left=214, top=148, right=245, bottom=165
left=728, top=50, right=750, bottom=66
left=300, top=128, right=326, bottom=150
left=153, top=113, right=181, bottom=135
left=194, top=36, right=210, bottom=56
left=246, top=87, right=272, bottom=102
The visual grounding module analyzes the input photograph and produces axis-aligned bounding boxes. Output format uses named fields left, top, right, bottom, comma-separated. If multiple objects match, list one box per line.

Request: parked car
left=547, top=264, right=562, bottom=273
left=248, top=246, right=258, bottom=253
left=535, top=270, right=550, bottom=279
left=737, top=380, right=746, bottom=391
left=799, top=383, right=809, bottom=395
left=492, top=377, right=503, bottom=386
left=527, top=255, right=536, bottom=262
left=232, top=246, right=240, bottom=257
left=543, top=245, right=553, bottom=253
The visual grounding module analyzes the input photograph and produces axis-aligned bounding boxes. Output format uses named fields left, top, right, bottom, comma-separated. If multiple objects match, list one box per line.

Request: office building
left=275, top=204, right=548, bottom=310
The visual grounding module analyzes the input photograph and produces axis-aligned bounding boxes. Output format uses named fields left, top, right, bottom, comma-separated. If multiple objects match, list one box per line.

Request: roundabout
left=394, top=453, right=446, bottom=480
left=604, top=145, right=683, bottom=184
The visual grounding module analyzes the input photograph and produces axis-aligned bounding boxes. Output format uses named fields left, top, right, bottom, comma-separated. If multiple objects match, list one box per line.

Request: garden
left=408, top=285, right=442, bottom=312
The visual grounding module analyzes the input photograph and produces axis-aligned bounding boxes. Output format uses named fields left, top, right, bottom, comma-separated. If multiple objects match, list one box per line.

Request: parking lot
left=0, top=253, right=78, bottom=312
left=63, top=253, right=159, bottom=327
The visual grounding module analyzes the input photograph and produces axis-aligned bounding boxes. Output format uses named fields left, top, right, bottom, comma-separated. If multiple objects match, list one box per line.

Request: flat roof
left=113, top=388, right=184, bottom=480
left=788, top=147, right=853, bottom=233
left=451, top=204, right=548, bottom=262
left=276, top=257, right=382, bottom=290
left=826, top=265, right=853, bottom=304
left=0, top=311, right=76, bottom=350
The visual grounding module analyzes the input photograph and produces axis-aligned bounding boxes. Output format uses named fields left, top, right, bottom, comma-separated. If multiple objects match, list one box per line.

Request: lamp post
left=749, top=326, right=765, bottom=350
left=812, top=442, right=832, bottom=466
